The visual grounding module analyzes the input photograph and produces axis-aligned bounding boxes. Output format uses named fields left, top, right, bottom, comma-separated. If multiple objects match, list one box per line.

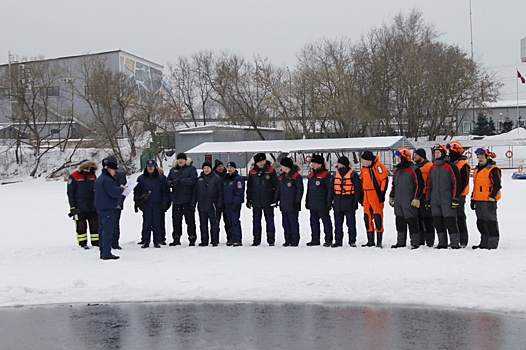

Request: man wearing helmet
left=471, top=147, right=502, bottom=249
left=389, top=148, right=424, bottom=249
left=447, top=141, right=471, bottom=248
left=427, top=143, right=462, bottom=249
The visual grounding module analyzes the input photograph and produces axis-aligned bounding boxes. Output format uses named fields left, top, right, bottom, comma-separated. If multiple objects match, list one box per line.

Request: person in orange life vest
left=329, top=156, right=362, bottom=247
left=389, top=148, right=424, bottom=249
left=277, top=157, right=304, bottom=247
left=305, top=154, right=333, bottom=247
left=413, top=148, right=435, bottom=247
left=360, top=151, right=389, bottom=248
left=427, top=143, right=462, bottom=249
left=67, top=160, right=99, bottom=249
left=447, top=141, right=472, bottom=248
left=471, top=147, right=502, bottom=250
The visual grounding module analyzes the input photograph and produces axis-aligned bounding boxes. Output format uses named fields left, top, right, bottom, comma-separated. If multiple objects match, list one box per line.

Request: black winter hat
left=254, top=153, right=266, bottom=163
left=280, top=157, right=294, bottom=169
left=311, top=154, right=325, bottom=165
left=414, top=148, right=427, bottom=159
left=337, top=156, right=350, bottom=167
left=102, top=155, right=118, bottom=170
left=361, top=150, right=375, bottom=161
left=202, top=161, right=212, bottom=169
left=176, top=152, right=187, bottom=160
left=214, top=159, right=224, bottom=169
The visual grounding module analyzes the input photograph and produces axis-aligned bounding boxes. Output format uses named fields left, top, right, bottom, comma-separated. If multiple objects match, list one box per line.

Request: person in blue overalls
left=134, top=159, right=171, bottom=248
left=223, top=161, right=245, bottom=246
left=94, top=156, right=125, bottom=260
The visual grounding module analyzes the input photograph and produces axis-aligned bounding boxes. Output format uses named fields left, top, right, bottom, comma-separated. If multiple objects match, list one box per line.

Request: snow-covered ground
left=1, top=169, right=525, bottom=314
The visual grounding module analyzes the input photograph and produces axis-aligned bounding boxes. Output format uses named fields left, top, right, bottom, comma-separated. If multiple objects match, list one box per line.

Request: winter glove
left=161, top=202, right=169, bottom=212
left=134, top=202, right=139, bottom=213
left=410, top=199, right=421, bottom=208
left=424, top=200, right=431, bottom=210
left=470, top=199, right=476, bottom=210
left=354, top=201, right=359, bottom=211
left=379, top=193, right=386, bottom=204
left=246, top=201, right=252, bottom=209
left=389, top=197, right=394, bottom=207
left=451, top=198, right=459, bottom=209
left=170, top=178, right=180, bottom=187
left=488, top=197, right=496, bottom=202
left=68, top=207, right=79, bottom=217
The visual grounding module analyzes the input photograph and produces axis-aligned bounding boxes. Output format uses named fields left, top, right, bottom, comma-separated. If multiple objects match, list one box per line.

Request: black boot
left=436, top=232, right=448, bottom=249
left=472, top=234, right=489, bottom=249
left=169, top=235, right=181, bottom=246
left=488, top=236, right=499, bottom=250
left=361, top=232, right=375, bottom=247
left=188, top=236, right=197, bottom=246
left=449, top=233, right=460, bottom=249
left=376, top=232, right=383, bottom=248
left=391, top=232, right=407, bottom=248
left=306, top=241, right=320, bottom=246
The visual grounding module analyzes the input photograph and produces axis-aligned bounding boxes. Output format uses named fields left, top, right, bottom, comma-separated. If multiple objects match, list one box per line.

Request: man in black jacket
left=246, top=153, right=278, bottom=246
left=213, top=159, right=231, bottom=244
left=305, top=154, right=333, bottom=247
left=196, top=161, right=224, bottom=246
left=167, top=152, right=198, bottom=246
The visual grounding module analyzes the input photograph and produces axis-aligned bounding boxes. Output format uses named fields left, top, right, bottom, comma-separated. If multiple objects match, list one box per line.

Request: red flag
left=518, top=70, right=525, bottom=84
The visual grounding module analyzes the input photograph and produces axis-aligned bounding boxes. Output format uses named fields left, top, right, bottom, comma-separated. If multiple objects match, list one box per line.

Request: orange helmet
left=431, top=143, right=447, bottom=154
left=446, top=141, right=464, bottom=154
left=394, top=147, right=412, bottom=162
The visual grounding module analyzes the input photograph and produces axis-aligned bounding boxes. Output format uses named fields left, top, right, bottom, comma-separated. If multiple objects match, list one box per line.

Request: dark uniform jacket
left=277, top=167, right=304, bottom=213
left=94, top=169, right=124, bottom=211
left=224, top=170, right=245, bottom=207
left=134, top=168, right=170, bottom=209
left=67, top=161, right=97, bottom=213
left=115, top=170, right=127, bottom=209
left=247, top=161, right=278, bottom=207
left=390, top=160, right=424, bottom=218
left=167, top=160, right=198, bottom=206
left=196, top=171, right=224, bottom=212
left=306, top=167, right=332, bottom=211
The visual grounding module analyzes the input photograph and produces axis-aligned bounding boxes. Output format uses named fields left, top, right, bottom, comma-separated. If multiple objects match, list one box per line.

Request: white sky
left=2, top=0, right=526, bottom=100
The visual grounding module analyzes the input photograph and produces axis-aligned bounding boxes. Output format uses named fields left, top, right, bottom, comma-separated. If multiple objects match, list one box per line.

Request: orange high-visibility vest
left=456, top=159, right=471, bottom=196
left=472, top=164, right=501, bottom=201
left=334, top=169, right=355, bottom=195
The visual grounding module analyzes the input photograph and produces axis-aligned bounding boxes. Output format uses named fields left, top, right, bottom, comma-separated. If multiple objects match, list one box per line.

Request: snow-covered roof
left=185, top=136, right=414, bottom=154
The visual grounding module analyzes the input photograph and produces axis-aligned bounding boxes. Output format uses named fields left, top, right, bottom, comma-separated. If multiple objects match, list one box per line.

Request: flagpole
left=518, top=69, right=520, bottom=133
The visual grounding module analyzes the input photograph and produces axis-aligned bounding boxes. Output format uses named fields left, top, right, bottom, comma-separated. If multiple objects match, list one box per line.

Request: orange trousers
left=363, top=190, right=384, bottom=233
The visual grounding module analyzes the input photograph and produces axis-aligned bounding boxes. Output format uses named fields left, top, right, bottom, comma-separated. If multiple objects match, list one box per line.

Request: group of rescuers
left=67, top=142, right=502, bottom=260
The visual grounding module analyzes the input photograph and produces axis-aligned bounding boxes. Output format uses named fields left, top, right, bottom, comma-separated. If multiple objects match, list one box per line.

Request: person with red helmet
left=447, top=141, right=472, bottom=248
left=389, top=148, right=424, bottom=249
left=471, top=147, right=502, bottom=249
left=413, top=148, right=435, bottom=247
left=427, top=143, right=462, bottom=249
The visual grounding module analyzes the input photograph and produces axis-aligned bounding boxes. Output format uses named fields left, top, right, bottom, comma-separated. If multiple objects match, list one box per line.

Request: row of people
left=66, top=144, right=501, bottom=260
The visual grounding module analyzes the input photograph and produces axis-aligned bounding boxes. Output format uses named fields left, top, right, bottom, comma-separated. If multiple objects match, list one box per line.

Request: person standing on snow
left=94, top=156, right=126, bottom=260
left=471, top=147, right=502, bottom=250
left=134, top=159, right=170, bottom=249
left=329, top=156, right=362, bottom=248
left=223, top=161, right=245, bottom=246
left=427, top=143, right=462, bottom=249
left=360, top=151, right=389, bottom=248
left=196, top=161, right=224, bottom=247
left=213, top=159, right=231, bottom=245
left=447, top=141, right=471, bottom=248
left=167, top=152, right=198, bottom=246
left=67, top=160, right=99, bottom=249
left=246, top=153, right=279, bottom=246
left=389, top=148, right=424, bottom=249
left=305, top=154, right=333, bottom=247
left=277, top=157, right=304, bottom=247
left=112, top=167, right=127, bottom=250
left=413, top=148, right=435, bottom=247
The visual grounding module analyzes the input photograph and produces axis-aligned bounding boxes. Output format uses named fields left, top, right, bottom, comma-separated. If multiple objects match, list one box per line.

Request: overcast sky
left=2, top=0, right=525, bottom=101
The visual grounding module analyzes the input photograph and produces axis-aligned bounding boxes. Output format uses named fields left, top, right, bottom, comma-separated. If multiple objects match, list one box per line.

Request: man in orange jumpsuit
left=360, top=151, right=389, bottom=248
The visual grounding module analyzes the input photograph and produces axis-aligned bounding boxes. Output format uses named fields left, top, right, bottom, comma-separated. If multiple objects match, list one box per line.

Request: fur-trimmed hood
left=172, top=158, right=193, bottom=168
left=78, top=160, right=98, bottom=172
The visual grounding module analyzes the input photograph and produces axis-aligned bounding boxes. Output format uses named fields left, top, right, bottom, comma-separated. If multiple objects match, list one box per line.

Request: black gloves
left=170, top=178, right=180, bottom=187
left=68, top=207, right=79, bottom=218
left=246, top=201, right=252, bottom=209
left=134, top=202, right=139, bottom=213
left=451, top=198, right=459, bottom=209
left=161, top=202, right=169, bottom=212
left=470, top=200, right=476, bottom=210
left=354, top=201, right=359, bottom=211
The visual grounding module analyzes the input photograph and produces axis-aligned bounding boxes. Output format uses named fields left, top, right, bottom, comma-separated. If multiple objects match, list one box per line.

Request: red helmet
left=394, top=147, right=412, bottom=162
left=431, top=143, right=447, bottom=154
left=446, top=141, right=464, bottom=154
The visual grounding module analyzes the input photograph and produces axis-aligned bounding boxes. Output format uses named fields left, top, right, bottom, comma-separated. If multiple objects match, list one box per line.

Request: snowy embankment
left=0, top=170, right=525, bottom=313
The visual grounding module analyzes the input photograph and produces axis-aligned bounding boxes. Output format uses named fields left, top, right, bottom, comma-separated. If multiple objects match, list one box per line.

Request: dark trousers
left=172, top=203, right=197, bottom=242
left=216, top=208, right=231, bottom=243
left=395, top=216, right=420, bottom=246
left=112, top=209, right=122, bottom=247
left=75, top=211, right=99, bottom=247
left=97, top=209, right=115, bottom=257
left=160, top=211, right=166, bottom=243
left=457, top=196, right=469, bottom=246
left=199, top=209, right=220, bottom=245
left=309, top=209, right=333, bottom=244
left=225, top=205, right=242, bottom=243
left=252, top=206, right=276, bottom=245
left=282, top=211, right=300, bottom=245
left=141, top=204, right=163, bottom=245
left=334, top=210, right=357, bottom=245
